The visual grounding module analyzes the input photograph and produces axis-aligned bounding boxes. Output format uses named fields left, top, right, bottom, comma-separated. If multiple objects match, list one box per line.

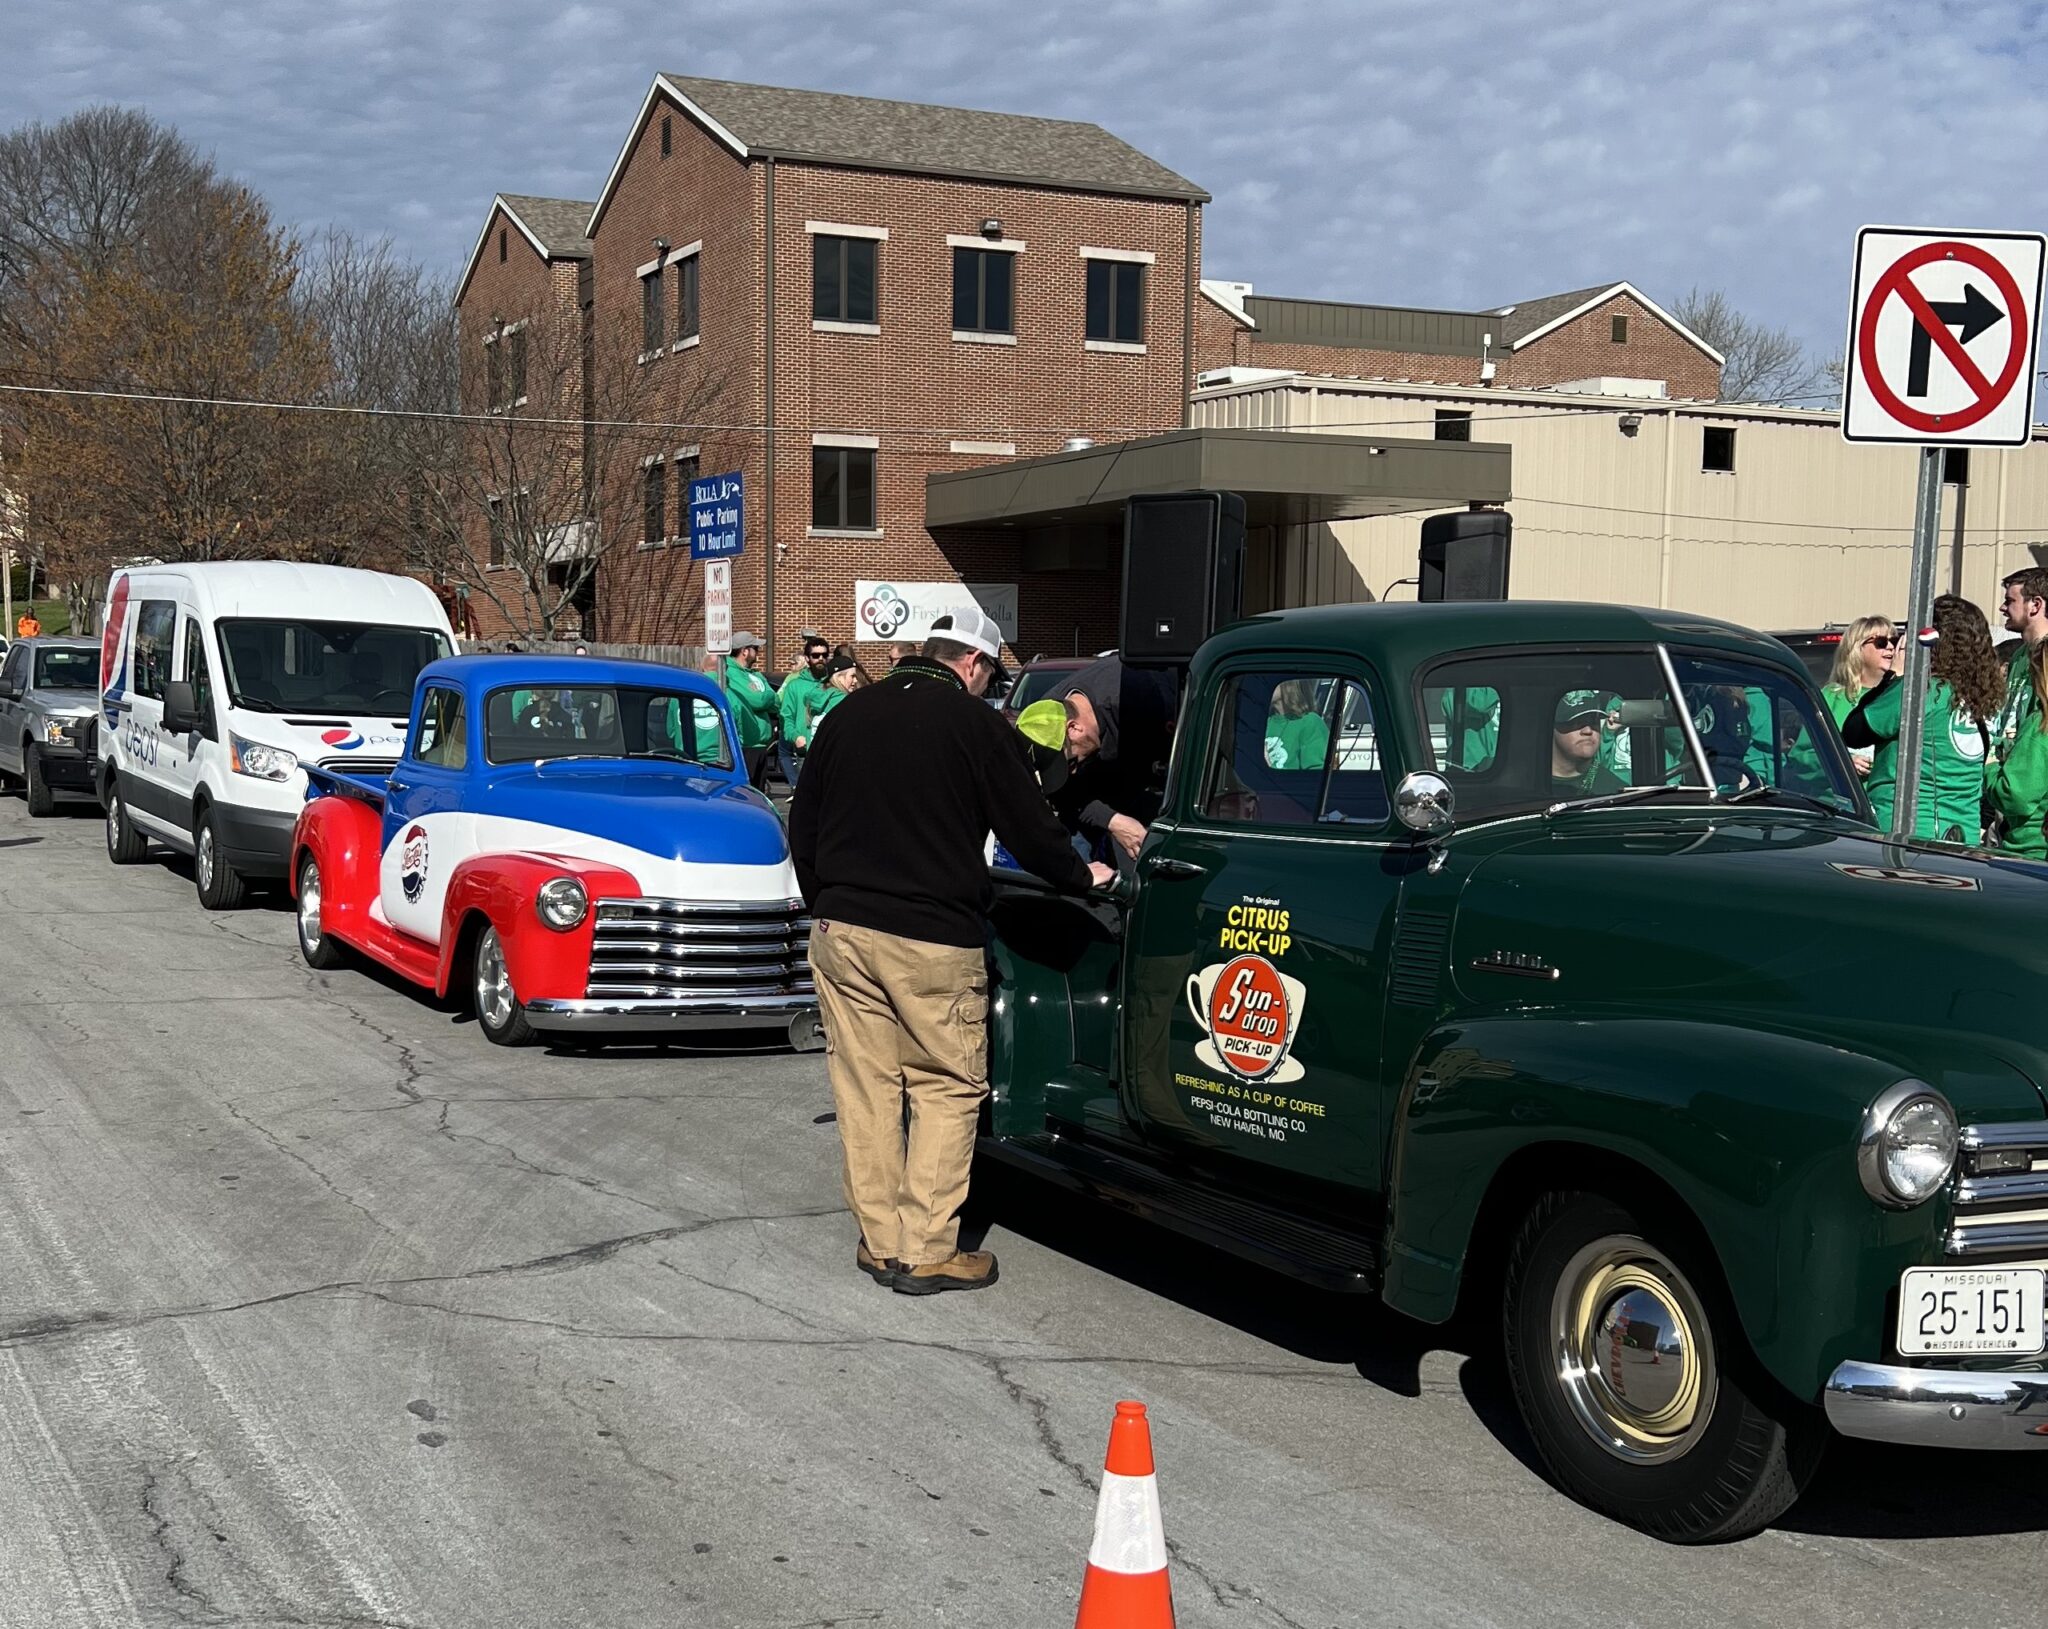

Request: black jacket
left=788, top=658, right=1093, bottom=947
left=1047, top=656, right=1179, bottom=837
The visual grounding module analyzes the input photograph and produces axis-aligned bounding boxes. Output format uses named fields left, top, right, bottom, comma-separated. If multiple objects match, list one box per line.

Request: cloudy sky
left=11, top=0, right=2048, bottom=374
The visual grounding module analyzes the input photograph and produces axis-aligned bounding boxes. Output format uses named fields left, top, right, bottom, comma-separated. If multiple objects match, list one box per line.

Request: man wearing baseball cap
left=719, top=632, right=777, bottom=788
left=790, top=608, right=1114, bottom=1295
left=1551, top=690, right=1625, bottom=798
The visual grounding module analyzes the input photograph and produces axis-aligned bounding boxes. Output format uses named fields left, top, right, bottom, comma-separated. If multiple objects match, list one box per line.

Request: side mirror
left=0, top=678, right=18, bottom=702
left=1394, top=770, right=1456, bottom=836
left=162, top=678, right=200, bottom=734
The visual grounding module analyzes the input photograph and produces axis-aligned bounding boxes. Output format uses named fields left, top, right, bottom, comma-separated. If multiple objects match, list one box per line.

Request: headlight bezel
left=229, top=733, right=299, bottom=782
left=1856, top=1079, right=1959, bottom=1209
left=535, top=876, right=589, bottom=932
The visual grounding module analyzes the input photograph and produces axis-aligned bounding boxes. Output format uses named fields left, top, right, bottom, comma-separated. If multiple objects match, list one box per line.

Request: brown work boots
left=857, top=1242, right=1000, bottom=1294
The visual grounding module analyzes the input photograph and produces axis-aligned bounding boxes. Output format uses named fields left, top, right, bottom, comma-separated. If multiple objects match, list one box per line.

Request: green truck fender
left=1381, top=1015, right=1952, bottom=1399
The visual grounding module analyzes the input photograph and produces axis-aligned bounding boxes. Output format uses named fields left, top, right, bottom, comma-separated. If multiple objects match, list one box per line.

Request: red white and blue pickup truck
left=290, top=654, right=820, bottom=1049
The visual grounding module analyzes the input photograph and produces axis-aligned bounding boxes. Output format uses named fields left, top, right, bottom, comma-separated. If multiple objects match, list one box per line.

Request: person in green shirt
left=1842, top=595, right=2002, bottom=842
left=1439, top=684, right=1499, bottom=772
left=1551, top=691, right=1626, bottom=799
left=1988, top=639, right=2048, bottom=858
left=1819, top=614, right=1896, bottom=781
left=1264, top=680, right=1330, bottom=771
left=810, top=655, right=866, bottom=735
left=775, top=633, right=835, bottom=787
left=718, top=632, right=777, bottom=787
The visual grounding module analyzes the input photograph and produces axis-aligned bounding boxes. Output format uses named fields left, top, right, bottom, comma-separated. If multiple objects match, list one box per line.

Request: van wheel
left=105, top=781, right=148, bottom=863
left=1502, top=1190, right=1822, bottom=1543
left=295, top=854, right=347, bottom=970
left=194, top=805, right=247, bottom=910
left=23, top=747, right=55, bottom=817
left=473, top=926, right=534, bottom=1046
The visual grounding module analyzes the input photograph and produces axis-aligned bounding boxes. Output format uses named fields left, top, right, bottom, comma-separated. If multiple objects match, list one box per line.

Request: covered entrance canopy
left=925, top=426, right=1511, bottom=591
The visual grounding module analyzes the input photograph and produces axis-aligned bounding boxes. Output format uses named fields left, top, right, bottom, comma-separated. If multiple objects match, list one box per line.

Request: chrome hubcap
left=298, top=863, right=322, bottom=951
left=197, top=827, right=214, bottom=891
left=106, top=796, right=120, bottom=851
left=475, top=929, right=514, bottom=1029
left=1551, top=1236, right=1716, bottom=1465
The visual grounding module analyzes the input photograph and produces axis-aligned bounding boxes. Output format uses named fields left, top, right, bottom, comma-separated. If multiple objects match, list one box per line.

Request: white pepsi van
left=97, top=563, right=457, bottom=909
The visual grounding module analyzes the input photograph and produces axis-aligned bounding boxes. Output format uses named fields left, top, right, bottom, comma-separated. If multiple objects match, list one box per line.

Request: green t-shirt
left=1439, top=686, right=1499, bottom=771
left=1264, top=711, right=1329, bottom=772
left=1857, top=677, right=1987, bottom=842
left=721, top=658, right=777, bottom=749
left=778, top=669, right=832, bottom=750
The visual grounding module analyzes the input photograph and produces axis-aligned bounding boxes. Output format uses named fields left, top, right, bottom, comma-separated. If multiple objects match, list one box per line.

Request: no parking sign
left=1842, top=226, right=2046, bottom=446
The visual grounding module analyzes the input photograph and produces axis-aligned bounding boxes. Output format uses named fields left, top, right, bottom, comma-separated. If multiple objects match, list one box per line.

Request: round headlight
left=1857, top=1081, right=1958, bottom=1208
left=535, top=876, right=588, bottom=931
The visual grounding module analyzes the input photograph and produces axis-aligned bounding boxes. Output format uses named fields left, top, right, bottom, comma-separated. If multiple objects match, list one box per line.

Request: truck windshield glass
left=1666, top=652, right=1860, bottom=813
left=34, top=648, right=98, bottom=690
left=483, top=686, right=734, bottom=770
left=216, top=620, right=451, bottom=716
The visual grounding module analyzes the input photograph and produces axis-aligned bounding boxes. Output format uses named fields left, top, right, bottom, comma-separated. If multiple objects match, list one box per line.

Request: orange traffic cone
left=1074, top=1400, right=1174, bottom=1628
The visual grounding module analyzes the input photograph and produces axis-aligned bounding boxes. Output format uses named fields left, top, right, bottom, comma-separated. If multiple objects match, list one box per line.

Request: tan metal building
left=1191, top=372, right=2048, bottom=627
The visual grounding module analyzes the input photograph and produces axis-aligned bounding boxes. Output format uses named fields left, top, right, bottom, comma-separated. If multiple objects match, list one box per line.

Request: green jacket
left=1854, top=676, right=1987, bottom=842
left=778, top=668, right=832, bottom=750
left=1991, top=641, right=2034, bottom=765
left=1263, top=711, right=1330, bottom=771
left=721, top=657, right=778, bottom=749
left=1988, top=658, right=2048, bottom=858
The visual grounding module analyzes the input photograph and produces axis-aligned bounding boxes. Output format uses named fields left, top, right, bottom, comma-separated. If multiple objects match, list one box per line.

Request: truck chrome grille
left=1946, top=1122, right=2048, bottom=1258
left=586, top=897, right=813, bottom=1001
left=318, top=755, right=398, bottom=777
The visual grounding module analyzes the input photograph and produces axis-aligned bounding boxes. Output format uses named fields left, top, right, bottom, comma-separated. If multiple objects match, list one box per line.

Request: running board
left=981, top=1131, right=1381, bottom=1294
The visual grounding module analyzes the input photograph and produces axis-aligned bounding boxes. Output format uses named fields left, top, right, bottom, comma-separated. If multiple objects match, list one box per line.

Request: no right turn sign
left=1842, top=226, right=2046, bottom=447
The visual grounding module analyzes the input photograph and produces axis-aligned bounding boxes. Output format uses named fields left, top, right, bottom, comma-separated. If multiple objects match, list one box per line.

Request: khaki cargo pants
left=808, top=919, right=990, bottom=1267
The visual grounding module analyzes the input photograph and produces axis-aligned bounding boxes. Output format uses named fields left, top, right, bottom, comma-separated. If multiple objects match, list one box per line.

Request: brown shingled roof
left=1490, top=283, right=1625, bottom=347
left=498, top=194, right=595, bottom=259
left=659, top=75, right=1207, bottom=202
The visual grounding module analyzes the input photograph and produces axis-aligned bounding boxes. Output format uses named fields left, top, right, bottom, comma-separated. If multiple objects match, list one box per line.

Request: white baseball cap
left=929, top=607, right=1004, bottom=662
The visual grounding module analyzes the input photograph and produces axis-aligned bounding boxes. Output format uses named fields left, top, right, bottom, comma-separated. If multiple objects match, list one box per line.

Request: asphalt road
left=0, top=789, right=2042, bottom=1629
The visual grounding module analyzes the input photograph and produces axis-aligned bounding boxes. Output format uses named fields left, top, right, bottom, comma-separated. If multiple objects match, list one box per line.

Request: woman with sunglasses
left=1842, top=595, right=2003, bottom=841
left=1821, top=615, right=1896, bottom=778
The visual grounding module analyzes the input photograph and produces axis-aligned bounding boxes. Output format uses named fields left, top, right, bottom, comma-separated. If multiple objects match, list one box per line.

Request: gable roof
left=455, top=193, right=595, bottom=306
left=1492, top=280, right=1725, bottom=365
left=589, top=74, right=1207, bottom=234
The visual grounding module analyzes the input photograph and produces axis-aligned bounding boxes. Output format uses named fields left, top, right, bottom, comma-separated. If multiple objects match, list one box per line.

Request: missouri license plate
left=1896, top=1267, right=2046, bottom=1356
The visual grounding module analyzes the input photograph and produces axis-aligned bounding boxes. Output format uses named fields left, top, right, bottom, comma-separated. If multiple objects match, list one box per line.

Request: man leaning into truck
left=790, top=609, right=1114, bottom=1295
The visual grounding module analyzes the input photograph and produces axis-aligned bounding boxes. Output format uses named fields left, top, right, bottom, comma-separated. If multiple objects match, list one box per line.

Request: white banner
left=704, top=559, right=732, bottom=654
left=854, top=580, right=1019, bottom=644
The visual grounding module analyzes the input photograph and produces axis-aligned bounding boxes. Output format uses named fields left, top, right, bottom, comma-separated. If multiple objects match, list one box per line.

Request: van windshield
left=216, top=620, right=452, bottom=716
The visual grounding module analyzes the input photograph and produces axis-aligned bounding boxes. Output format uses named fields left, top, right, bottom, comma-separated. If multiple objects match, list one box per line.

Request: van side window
left=181, top=618, right=214, bottom=731
left=1198, top=672, right=1388, bottom=828
left=413, top=686, right=467, bottom=769
left=133, top=601, right=177, bottom=701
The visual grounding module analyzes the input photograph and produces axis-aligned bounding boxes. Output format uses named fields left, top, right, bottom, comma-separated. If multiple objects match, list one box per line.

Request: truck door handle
left=1144, top=856, right=1208, bottom=880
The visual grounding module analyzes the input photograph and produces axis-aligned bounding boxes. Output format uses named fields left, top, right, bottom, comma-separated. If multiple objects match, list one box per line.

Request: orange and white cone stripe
left=1074, top=1400, right=1174, bottom=1628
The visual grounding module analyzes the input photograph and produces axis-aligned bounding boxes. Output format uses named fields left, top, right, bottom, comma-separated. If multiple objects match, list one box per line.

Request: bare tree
left=1670, top=286, right=1831, bottom=404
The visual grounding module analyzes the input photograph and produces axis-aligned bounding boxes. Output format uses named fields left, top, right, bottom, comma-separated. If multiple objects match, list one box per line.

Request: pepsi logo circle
left=322, top=728, right=366, bottom=750
left=400, top=824, right=430, bottom=904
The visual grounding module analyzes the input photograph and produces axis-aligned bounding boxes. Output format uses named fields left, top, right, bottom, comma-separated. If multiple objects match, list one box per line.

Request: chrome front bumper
left=524, top=993, right=823, bottom=1044
left=1824, top=1360, right=2048, bottom=1449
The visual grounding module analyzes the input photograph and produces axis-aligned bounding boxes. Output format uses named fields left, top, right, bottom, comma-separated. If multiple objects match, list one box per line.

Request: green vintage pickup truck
left=981, top=600, right=2048, bottom=1543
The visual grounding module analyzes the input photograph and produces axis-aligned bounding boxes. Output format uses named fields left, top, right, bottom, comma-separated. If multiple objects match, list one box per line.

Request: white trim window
left=668, top=243, right=701, bottom=346
left=952, top=243, right=1018, bottom=338
left=811, top=440, right=877, bottom=532
left=812, top=231, right=879, bottom=328
left=642, top=459, right=669, bottom=546
left=640, top=264, right=664, bottom=359
left=1083, top=251, right=1146, bottom=349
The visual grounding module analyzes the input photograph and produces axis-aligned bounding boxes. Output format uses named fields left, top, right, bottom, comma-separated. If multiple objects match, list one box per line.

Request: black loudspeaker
left=1121, top=490, right=1247, bottom=663
left=1419, top=510, right=1512, bottom=601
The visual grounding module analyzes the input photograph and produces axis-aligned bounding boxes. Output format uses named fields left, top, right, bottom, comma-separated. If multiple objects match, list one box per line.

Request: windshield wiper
left=227, top=694, right=288, bottom=713
left=1545, top=783, right=1717, bottom=817
left=1723, top=784, right=1848, bottom=816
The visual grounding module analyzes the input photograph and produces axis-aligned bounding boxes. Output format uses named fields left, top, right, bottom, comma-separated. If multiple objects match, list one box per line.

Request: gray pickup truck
left=0, top=637, right=102, bottom=815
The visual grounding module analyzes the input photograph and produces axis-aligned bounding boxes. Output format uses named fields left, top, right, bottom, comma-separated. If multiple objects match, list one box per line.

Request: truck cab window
left=1199, top=672, right=1387, bottom=828
left=413, top=687, right=467, bottom=769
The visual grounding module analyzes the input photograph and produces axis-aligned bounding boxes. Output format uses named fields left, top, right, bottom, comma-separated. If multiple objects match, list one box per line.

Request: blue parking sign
left=688, top=472, right=744, bottom=559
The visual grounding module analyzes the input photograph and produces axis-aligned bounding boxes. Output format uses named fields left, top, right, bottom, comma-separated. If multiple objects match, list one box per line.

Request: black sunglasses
left=1865, top=635, right=1898, bottom=649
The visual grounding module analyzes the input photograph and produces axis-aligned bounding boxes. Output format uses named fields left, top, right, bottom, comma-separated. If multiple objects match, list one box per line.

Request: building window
left=485, top=339, right=504, bottom=412
left=1702, top=425, right=1736, bottom=473
left=1611, top=314, right=1628, bottom=344
left=813, top=235, right=878, bottom=324
left=661, top=114, right=672, bottom=157
left=952, top=247, right=1014, bottom=335
left=498, top=227, right=507, bottom=263
left=812, top=446, right=876, bottom=530
left=674, top=452, right=701, bottom=488
left=1085, top=258, right=1144, bottom=344
left=675, top=253, right=699, bottom=343
left=641, top=268, right=663, bottom=355
left=1434, top=409, right=1473, bottom=442
left=506, top=327, right=527, bottom=405
left=486, top=496, right=506, bottom=566
left=1944, top=447, right=1970, bottom=486
left=643, top=461, right=667, bottom=545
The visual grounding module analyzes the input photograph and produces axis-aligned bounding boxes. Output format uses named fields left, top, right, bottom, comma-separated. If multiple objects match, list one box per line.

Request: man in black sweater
left=790, top=609, right=1112, bottom=1295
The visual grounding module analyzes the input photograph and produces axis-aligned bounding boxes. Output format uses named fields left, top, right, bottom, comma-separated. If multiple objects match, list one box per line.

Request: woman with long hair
left=1821, top=615, right=1896, bottom=778
left=1987, top=640, right=2048, bottom=858
left=1843, top=594, right=2002, bottom=841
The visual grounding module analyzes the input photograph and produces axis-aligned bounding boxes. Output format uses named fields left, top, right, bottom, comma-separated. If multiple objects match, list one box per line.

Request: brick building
left=456, top=75, right=1209, bottom=665
left=1194, top=279, right=1723, bottom=399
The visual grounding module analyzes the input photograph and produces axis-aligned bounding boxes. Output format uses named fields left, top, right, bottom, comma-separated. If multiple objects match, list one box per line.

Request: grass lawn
left=8, top=600, right=72, bottom=637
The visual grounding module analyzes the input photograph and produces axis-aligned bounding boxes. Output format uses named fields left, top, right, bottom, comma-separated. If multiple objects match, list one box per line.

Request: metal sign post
left=1891, top=446, right=1944, bottom=840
